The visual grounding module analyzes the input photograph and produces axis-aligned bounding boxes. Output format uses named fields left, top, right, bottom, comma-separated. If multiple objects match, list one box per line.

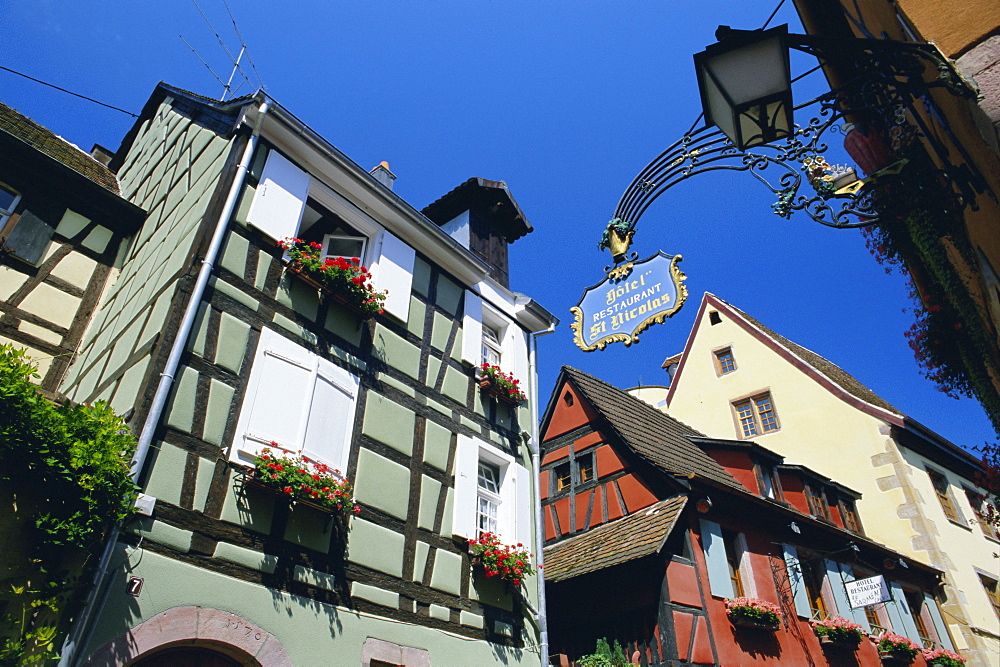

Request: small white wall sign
left=845, top=575, right=891, bottom=608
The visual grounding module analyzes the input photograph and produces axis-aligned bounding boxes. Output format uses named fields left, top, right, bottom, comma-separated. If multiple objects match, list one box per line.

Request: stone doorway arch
left=85, top=606, right=292, bottom=666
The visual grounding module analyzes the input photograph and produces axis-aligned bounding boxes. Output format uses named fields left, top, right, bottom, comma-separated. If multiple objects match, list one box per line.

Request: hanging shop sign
left=845, top=575, right=892, bottom=608
left=570, top=250, right=688, bottom=351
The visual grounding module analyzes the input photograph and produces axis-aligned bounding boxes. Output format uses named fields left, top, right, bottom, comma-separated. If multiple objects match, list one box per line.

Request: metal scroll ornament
left=570, top=250, right=688, bottom=352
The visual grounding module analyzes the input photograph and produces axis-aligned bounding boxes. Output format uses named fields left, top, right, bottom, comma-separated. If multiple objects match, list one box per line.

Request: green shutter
left=923, top=592, right=955, bottom=651
left=828, top=560, right=870, bottom=632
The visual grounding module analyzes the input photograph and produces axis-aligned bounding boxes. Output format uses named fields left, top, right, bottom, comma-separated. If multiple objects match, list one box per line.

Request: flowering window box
left=468, top=532, right=535, bottom=589
left=477, top=363, right=526, bottom=405
left=813, top=616, right=865, bottom=648
left=279, top=238, right=387, bottom=319
left=874, top=633, right=920, bottom=664
left=725, top=598, right=782, bottom=632
left=923, top=648, right=966, bottom=666
left=243, top=445, right=360, bottom=520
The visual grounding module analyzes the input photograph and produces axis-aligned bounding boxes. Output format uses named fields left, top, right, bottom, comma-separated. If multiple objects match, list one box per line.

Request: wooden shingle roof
left=560, top=366, right=743, bottom=491
left=0, top=101, right=121, bottom=194
left=543, top=496, right=687, bottom=582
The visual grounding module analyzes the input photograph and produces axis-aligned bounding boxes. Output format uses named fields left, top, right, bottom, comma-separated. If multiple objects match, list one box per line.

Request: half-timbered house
left=0, top=101, right=145, bottom=393
left=540, top=366, right=952, bottom=666
left=55, top=84, right=556, bottom=666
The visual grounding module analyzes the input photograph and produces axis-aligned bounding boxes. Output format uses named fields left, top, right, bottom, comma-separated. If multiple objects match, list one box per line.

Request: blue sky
left=3, top=1, right=994, bottom=451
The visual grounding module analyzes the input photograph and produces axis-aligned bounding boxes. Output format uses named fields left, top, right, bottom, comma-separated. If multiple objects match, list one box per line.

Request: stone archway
left=85, top=606, right=292, bottom=666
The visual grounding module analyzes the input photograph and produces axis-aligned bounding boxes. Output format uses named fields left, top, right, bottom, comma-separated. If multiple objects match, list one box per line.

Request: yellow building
left=660, top=293, right=999, bottom=666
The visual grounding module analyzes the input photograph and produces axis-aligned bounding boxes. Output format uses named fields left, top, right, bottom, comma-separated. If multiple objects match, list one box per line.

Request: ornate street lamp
left=601, top=24, right=987, bottom=262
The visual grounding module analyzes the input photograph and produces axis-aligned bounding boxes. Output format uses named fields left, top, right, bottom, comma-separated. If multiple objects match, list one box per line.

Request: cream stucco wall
left=665, top=302, right=1000, bottom=665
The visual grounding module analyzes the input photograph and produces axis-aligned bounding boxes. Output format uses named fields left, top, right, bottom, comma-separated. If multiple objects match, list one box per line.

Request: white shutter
left=301, top=357, right=358, bottom=474
left=700, top=519, right=735, bottom=599
left=236, top=329, right=312, bottom=458
left=452, top=435, right=478, bottom=539
left=514, top=464, right=533, bottom=549
left=372, top=231, right=415, bottom=323
left=246, top=150, right=310, bottom=242
left=462, top=291, right=483, bottom=366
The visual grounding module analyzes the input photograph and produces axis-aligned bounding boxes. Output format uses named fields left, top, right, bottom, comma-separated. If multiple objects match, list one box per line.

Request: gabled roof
left=557, top=366, right=743, bottom=491
left=421, top=177, right=533, bottom=241
left=543, top=496, right=687, bottom=582
left=0, top=101, right=121, bottom=194
left=667, top=293, right=902, bottom=423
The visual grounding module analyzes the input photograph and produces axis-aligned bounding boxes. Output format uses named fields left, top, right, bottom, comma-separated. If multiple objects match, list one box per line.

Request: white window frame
left=245, top=147, right=415, bottom=322
left=477, top=460, right=501, bottom=537
left=453, top=435, right=531, bottom=547
left=320, top=232, right=367, bottom=263
left=230, top=327, right=359, bottom=473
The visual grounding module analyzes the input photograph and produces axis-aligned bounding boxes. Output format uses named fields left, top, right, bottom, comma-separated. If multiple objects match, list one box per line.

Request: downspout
left=59, top=98, right=271, bottom=667
left=527, top=322, right=555, bottom=667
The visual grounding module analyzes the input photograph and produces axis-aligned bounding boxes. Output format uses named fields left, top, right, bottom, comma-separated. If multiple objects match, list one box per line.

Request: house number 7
left=127, top=577, right=144, bottom=597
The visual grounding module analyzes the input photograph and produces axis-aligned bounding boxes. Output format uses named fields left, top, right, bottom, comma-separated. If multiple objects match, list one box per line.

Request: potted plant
left=724, top=597, right=782, bottom=631
left=468, top=532, right=534, bottom=588
left=812, top=616, right=865, bottom=647
left=874, top=632, right=921, bottom=663
left=248, top=445, right=360, bottom=518
left=922, top=648, right=966, bottom=666
left=278, top=238, right=387, bottom=317
left=477, top=363, right=527, bottom=405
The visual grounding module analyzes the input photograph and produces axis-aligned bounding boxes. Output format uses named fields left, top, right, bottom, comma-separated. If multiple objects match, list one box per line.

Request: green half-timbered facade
left=60, top=84, right=555, bottom=666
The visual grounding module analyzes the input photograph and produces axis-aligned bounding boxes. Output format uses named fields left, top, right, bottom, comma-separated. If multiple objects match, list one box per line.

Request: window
left=754, top=460, right=783, bottom=501
left=722, top=529, right=746, bottom=598
left=477, top=461, right=501, bottom=536
left=714, top=347, right=737, bottom=375
left=578, top=453, right=594, bottom=484
left=865, top=605, right=887, bottom=635
left=926, top=469, right=961, bottom=522
left=839, top=498, right=863, bottom=535
left=0, top=182, right=19, bottom=225
left=801, top=558, right=830, bottom=620
left=982, top=575, right=1000, bottom=620
left=553, top=462, right=571, bottom=492
left=733, top=392, right=779, bottom=438
left=709, top=311, right=722, bottom=325
left=452, top=435, right=531, bottom=546
left=905, top=592, right=935, bottom=648
left=805, top=483, right=830, bottom=520
left=244, top=146, right=415, bottom=322
left=230, top=327, right=359, bottom=472
left=965, top=488, right=1000, bottom=540
left=482, top=322, right=503, bottom=367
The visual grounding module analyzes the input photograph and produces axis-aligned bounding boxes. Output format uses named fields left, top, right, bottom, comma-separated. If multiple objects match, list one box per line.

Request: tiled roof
left=543, top=496, right=687, bottom=582
left=0, top=101, right=121, bottom=194
left=561, top=366, right=743, bottom=490
left=715, top=295, right=900, bottom=415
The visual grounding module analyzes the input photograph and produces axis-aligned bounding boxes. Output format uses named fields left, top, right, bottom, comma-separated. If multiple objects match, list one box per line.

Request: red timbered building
left=539, top=367, right=955, bottom=666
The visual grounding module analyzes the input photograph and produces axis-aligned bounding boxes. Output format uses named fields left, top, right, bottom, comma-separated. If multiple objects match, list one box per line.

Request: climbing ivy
left=0, top=344, right=137, bottom=664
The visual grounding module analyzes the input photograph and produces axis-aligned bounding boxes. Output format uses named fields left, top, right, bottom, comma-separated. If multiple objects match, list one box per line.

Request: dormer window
left=296, top=197, right=368, bottom=262
left=754, top=461, right=783, bottom=501
left=805, top=482, right=830, bottom=520
left=0, top=182, right=20, bottom=225
left=839, top=497, right=863, bottom=535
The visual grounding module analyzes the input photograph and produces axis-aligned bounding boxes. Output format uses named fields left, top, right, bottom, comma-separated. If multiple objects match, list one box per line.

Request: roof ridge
left=707, top=295, right=901, bottom=416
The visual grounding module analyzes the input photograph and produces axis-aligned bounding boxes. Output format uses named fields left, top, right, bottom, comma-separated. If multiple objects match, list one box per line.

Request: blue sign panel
left=570, top=251, right=688, bottom=351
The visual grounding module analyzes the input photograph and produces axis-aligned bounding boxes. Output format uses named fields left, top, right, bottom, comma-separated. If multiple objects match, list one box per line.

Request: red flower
left=283, top=486, right=293, bottom=494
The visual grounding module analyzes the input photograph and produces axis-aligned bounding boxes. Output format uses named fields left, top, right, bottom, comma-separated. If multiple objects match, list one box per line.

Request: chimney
left=370, top=161, right=396, bottom=190
left=90, top=143, right=115, bottom=166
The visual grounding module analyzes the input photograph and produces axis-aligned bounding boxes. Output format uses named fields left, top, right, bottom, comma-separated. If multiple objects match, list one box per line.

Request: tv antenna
left=181, top=0, right=265, bottom=101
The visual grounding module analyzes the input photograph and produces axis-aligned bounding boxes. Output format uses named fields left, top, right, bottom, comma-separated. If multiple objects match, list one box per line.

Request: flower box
left=285, top=262, right=376, bottom=320
left=819, top=635, right=861, bottom=648
left=279, top=238, right=387, bottom=319
left=468, top=532, right=534, bottom=588
left=477, top=363, right=526, bottom=405
left=730, top=616, right=781, bottom=631
left=477, top=377, right=521, bottom=405
left=878, top=649, right=914, bottom=664
left=244, top=445, right=360, bottom=520
left=922, top=648, right=966, bottom=666
left=724, top=598, right=782, bottom=632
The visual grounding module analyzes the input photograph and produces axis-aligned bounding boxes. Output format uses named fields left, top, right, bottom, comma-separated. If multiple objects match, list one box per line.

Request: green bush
left=578, top=638, right=631, bottom=667
left=0, top=345, right=137, bottom=664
